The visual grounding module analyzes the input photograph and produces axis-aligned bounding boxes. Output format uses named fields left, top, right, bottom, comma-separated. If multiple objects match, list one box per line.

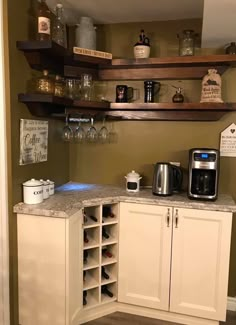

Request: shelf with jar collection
left=17, top=40, right=236, bottom=121
left=82, top=204, right=119, bottom=310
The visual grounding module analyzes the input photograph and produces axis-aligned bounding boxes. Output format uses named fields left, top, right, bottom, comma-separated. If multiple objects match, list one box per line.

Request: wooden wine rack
left=82, top=203, right=119, bottom=309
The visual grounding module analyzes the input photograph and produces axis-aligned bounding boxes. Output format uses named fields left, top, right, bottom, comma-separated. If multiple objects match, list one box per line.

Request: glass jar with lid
left=35, top=69, right=54, bottom=94
left=178, top=29, right=196, bottom=56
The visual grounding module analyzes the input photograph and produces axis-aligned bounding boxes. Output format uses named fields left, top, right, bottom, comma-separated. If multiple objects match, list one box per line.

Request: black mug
left=144, top=80, right=161, bottom=103
left=116, top=85, right=134, bottom=103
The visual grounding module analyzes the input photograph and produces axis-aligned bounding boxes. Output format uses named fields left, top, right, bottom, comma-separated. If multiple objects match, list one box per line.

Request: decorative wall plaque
left=19, top=119, right=48, bottom=165
left=220, top=123, right=236, bottom=157
left=200, top=69, right=223, bottom=103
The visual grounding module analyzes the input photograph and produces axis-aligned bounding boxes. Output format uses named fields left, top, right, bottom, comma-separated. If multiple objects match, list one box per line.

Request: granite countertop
left=13, top=182, right=236, bottom=218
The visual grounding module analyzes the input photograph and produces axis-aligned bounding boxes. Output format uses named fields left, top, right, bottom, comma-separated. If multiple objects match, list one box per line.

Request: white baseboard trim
left=227, top=296, right=236, bottom=311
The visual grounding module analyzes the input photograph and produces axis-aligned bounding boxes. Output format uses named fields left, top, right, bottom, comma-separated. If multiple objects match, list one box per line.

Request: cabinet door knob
left=166, top=208, right=170, bottom=227
left=175, top=209, right=179, bottom=228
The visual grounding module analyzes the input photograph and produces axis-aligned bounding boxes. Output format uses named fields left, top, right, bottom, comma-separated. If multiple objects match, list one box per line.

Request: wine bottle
left=83, top=270, right=86, bottom=281
left=83, top=291, right=87, bottom=305
left=103, top=206, right=115, bottom=218
left=37, top=0, right=51, bottom=41
left=89, top=215, right=98, bottom=222
left=83, top=211, right=88, bottom=223
left=101, top=285, right=113, bottom=297
left=102, top=248, right=113, bottom=258
left=102, top=228, right=110, bottom=239
left=102, top=266, right=109, bottom=280
left=83, top=250, right=88, bottom=264
left=84, top=230, right=89, bottom=243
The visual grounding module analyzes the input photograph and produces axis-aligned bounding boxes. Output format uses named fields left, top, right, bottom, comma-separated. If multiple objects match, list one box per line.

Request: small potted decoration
left=134, top=29, right=150, bottom=59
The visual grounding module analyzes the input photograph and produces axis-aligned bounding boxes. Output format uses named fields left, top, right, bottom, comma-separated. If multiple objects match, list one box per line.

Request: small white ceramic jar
left=125, top=170, right=142, bottom=193
left=134, top=44, right=150, bottom=59
left=23, top=179, right=43, bottom=204
left=47, top=179, right=55, bottom=195
left=40, top=179, right=50, bottom=199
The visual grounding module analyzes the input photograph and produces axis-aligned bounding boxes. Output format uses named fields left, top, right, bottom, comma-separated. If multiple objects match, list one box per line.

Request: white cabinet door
left=170, top=207, right=232, bottom=321
left=118, top=202, right=172, bottom=310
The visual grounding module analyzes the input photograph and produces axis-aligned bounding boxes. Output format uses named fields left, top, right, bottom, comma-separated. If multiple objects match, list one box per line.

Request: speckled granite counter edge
left=14, top=193, right=236, bottom=219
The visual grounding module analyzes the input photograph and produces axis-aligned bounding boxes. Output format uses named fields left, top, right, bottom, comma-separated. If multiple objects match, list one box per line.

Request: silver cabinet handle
left=175, top=209, right=179, bottom=228
left=166, top=208, right=170, bottom=227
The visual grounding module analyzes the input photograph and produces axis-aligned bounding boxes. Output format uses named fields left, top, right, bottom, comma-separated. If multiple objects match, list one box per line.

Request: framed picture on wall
left=19, top=119, right=48, bottom=165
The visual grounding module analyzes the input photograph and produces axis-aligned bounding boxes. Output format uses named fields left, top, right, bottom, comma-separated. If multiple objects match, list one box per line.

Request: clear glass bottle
left=37, top=0, right=51, bottom=41
left=54, top=75, right=65, bottom=97
left=178, top=30, right=195, bottom=56
left=52, top=3, right=67, bottom=48
left=35, top=70, right=54, bottom=94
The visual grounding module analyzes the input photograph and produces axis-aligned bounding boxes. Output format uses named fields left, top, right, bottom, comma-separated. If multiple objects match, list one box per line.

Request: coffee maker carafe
left=188, top=148, right=219, bottom=200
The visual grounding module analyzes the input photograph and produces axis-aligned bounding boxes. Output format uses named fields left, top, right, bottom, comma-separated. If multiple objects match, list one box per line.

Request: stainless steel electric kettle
left=152, top=162, right=183, bottom=196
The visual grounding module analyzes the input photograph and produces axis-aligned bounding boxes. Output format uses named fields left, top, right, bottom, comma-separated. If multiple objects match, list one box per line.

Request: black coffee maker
left=188, top=148, right=219, bottom=201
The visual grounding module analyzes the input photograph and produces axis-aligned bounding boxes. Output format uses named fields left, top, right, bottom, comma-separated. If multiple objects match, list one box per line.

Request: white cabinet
left=118, top=203, right=232, bottom=322
left=118, top=203, right=172, bottom=310
left=17, top=211, right=83, bottom=325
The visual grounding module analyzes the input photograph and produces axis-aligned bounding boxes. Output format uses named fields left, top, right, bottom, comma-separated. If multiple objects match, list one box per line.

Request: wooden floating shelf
left=18, top=93, right=236, bottom=121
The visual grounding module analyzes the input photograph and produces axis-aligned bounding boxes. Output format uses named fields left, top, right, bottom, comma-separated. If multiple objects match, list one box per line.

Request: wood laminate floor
left=85, top=311, right=236, bottom=325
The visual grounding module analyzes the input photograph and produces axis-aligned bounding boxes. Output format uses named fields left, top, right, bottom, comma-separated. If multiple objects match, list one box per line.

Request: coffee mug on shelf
left=115, top=85, right=139, bottom=103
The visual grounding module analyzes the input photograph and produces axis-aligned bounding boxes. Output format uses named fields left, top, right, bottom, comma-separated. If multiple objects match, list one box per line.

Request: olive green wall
left=7, top=0, right=70, bottom=323
left=70, top=20, right=236, bottom=296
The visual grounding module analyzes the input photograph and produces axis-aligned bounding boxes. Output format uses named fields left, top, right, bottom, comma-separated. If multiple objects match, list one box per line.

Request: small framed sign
left=19, top=119, right=48, bottom=165
left=220, top=123, right=236, bottom=157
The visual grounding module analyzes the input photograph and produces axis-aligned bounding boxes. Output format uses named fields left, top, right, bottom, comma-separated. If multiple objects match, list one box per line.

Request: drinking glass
left=62, top=115, right=73, bottom=142
left=74, top=121, right=86, bottom=143
left=98, top=118, right=109, bottom=143
left=80, top=73, right=93, bottom=101
left=65, top=79, right=76, bottom=99
left=86, top=117, right=98, bottom=142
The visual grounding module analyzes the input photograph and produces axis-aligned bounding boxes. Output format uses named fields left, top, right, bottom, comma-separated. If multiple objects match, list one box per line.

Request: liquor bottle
left=52, top=3, right=67, bottom=47
left=101, top=266, right=109, bottom=280
left=84, top=230, right=89, bottom=243
left=102, top=228, right=110, bottom=239
left=83, top=291, right=87, bottom=305
left=37, top=0, right=51, bottom=41
left=101, top=285, right=113, bottom=297
left=28, top=0, right=38, bottom=40
left=103, top=206, right=115, bottom=218
left=102, top=248, right=113, bottom=258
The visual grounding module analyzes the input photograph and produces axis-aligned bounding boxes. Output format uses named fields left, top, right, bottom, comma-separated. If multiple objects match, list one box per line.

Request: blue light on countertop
left=56, top=183, right=96, bottom=192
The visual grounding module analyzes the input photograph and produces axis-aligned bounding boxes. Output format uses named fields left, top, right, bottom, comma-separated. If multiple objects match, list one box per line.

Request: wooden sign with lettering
left=19, top=119, right=48, bottom=165
left=220, top=123, right=236, bottom=157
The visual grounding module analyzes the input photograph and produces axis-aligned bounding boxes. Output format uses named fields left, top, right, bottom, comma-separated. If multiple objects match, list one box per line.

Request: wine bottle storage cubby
left=83, top=267, right=99, bottom=290
left=102, top=243, right=118, bottom=266
left=83, top=206, right=100, bottom=227
left=102, top=204, right=119, bottom=225
left=102, top=224, right=118, bottom=245
left=83, top=248, right=99, bottom=270
left=83, top=227, right=100, bottom=249
left=101, top=282, right=117, bottom=304
left=82, top=204, right=119, bottom=310
left=83, top=287, right=99, bottom=309
left=101, top=263, right=117, bottom=286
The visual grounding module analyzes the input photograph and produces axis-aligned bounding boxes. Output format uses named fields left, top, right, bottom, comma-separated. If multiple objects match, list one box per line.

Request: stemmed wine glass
left=98, top=118, right=109, bottom=143
left=86, top=117, right=98, bottom=142
left=74, top=120, right=86, bottom=143
left=62, top=114, right=73, bottom=142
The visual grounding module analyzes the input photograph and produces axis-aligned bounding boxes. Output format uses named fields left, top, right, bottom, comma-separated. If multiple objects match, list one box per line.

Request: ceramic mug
left=116, top=85, right=139, bottom=103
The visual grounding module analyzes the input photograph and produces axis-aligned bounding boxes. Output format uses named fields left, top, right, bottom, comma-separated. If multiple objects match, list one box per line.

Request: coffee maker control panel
left=193, top=152, right=217, bottom=162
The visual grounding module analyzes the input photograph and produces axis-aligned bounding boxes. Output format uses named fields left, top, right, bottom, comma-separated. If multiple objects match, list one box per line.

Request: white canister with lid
left=40, top=179, right=50, bottom=199
left=47, top=179, right=55, bottom=195
left=23, top=179, right=43, bottom=204
left=125, top=170, right=142, bottom=192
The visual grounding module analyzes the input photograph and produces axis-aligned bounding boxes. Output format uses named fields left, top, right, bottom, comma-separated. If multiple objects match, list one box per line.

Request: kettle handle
left=172, top=165, right=183, bottom=192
